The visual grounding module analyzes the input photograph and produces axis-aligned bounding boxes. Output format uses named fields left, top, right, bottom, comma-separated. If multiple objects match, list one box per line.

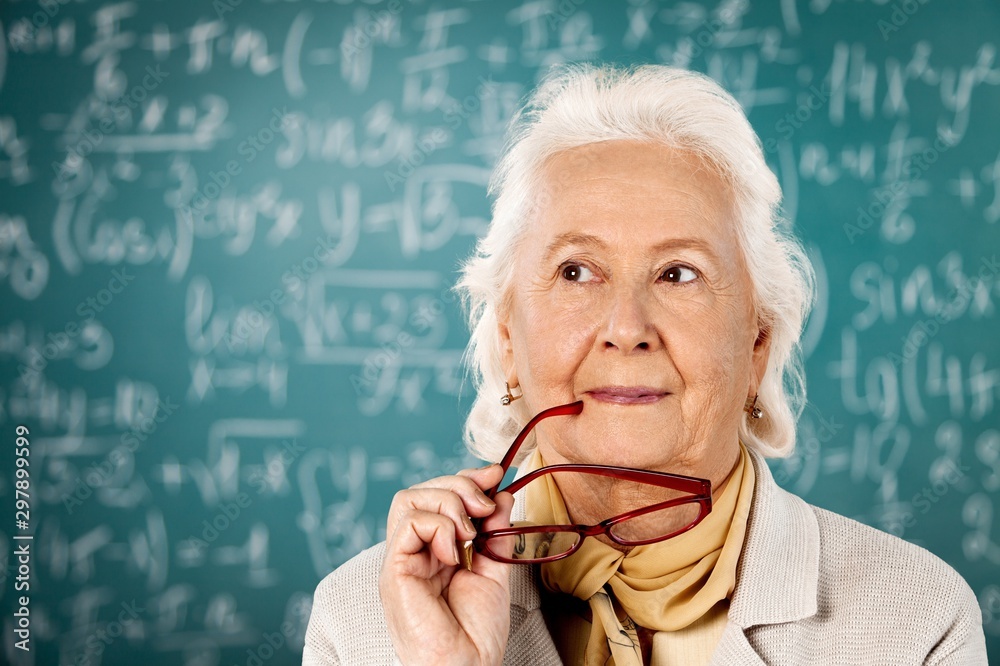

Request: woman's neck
left=541, top=440, right=743, bottom=529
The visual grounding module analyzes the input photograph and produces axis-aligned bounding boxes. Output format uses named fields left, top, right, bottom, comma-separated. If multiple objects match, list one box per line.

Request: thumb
left=459, top=463, right=505, bottom=494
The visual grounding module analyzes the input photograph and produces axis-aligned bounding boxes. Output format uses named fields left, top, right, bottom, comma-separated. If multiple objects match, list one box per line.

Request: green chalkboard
left=1, top=0, right=998, bottom=663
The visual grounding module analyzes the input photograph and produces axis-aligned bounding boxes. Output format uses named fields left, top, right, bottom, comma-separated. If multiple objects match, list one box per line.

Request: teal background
left=1, top=0, right=999, bottom=663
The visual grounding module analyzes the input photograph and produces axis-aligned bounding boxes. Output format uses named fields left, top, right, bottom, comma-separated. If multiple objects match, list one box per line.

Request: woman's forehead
left=539, top=139, right=726, bottom=186
left=529, top=141, right=739, bottom=259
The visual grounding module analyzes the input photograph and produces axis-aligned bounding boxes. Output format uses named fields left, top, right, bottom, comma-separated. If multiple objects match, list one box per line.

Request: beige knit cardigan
left=302, top=447, right=989, bottom=665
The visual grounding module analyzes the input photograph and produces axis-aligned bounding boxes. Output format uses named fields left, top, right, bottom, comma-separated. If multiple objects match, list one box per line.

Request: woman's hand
left=379, top=464, right=515, bottom=666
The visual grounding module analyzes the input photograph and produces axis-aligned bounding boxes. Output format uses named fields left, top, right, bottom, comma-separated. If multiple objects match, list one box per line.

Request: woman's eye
left=561, top=263, right=595, bottom=282
left=662, top=265, right=698, bottom=283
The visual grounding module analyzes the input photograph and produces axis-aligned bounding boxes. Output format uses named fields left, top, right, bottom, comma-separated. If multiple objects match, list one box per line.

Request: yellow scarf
left=524, top=441, right=755, bottom=665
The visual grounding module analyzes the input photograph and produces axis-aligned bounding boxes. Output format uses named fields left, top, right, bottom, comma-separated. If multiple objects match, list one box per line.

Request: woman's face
left=498, top=140, right=770, bottom=485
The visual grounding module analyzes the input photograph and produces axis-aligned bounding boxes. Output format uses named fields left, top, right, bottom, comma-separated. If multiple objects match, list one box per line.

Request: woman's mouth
left=585, top=386, right=668, bottom=404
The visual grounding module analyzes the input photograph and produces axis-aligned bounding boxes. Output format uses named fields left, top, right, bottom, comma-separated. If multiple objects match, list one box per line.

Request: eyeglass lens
left=480, top=482, right=705, bottom=563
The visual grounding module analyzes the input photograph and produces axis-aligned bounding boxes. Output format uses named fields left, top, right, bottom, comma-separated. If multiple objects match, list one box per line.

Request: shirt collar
left=727, top=447, right=820, bottom=627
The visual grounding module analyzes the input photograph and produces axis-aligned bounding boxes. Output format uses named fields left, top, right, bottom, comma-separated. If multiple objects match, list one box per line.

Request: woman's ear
left=751, top=322, right=772, bottom=392
left=497, top=308, right=518, bottom=387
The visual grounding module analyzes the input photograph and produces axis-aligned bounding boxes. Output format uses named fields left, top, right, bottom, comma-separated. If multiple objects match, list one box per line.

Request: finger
left=412, top=468, right=502, bottom=513
left=471, top=491, right=516, bottom=579
left=390, top=471, right=499, bottom=530
left=387, top=488, right=482, bottom=541
left=454, top=463, right=504, bottom=490
left=387, top=509, right=463, bottom=569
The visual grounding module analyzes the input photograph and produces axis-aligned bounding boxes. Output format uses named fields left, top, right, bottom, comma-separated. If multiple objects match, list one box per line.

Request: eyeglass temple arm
left=500, top=464, right=712, bottom=498
left=484, top=400, right=584, bottom=499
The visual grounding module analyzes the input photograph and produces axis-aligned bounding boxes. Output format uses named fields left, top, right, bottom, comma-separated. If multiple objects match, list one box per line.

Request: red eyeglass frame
left=465, top=400, right=713, bottom=566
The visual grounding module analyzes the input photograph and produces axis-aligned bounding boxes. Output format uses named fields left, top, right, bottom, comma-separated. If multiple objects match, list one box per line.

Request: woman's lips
left=585, top=387, right=668, bottom=404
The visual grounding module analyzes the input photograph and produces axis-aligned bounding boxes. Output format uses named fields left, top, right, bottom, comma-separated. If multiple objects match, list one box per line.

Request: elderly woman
left=303, top=64, right=987, bottom=665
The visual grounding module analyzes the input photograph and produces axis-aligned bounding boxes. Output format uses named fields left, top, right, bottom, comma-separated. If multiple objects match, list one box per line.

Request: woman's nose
left=601, top=285, right=659, bottom=353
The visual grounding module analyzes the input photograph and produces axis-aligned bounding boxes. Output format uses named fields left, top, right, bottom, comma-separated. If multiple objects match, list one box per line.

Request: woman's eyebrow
left=541, top=232, right=720, bottom=265
left=540, top=232, right=608, bottom=264
left=649, top=238, right=721, bottom=264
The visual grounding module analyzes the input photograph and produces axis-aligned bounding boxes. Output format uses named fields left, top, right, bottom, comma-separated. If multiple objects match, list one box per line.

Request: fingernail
left=475, top=490, right=496, bottom=507
left=453, top=543, right=461, bottom=565
left=462, top=514, right=475, bottom=535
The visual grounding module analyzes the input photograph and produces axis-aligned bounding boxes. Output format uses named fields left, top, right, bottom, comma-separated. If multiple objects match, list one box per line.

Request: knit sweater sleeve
left=922, top=569, right=988, bottom=666
left=302, top=543, right=401, bottom=666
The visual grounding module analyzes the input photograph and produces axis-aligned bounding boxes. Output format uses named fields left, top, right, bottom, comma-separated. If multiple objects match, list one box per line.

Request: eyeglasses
left=461, top=401, right=713, bottom=568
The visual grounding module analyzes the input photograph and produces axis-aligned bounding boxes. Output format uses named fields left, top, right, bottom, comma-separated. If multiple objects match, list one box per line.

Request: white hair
left=454, top=62, right=816, bottom=463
